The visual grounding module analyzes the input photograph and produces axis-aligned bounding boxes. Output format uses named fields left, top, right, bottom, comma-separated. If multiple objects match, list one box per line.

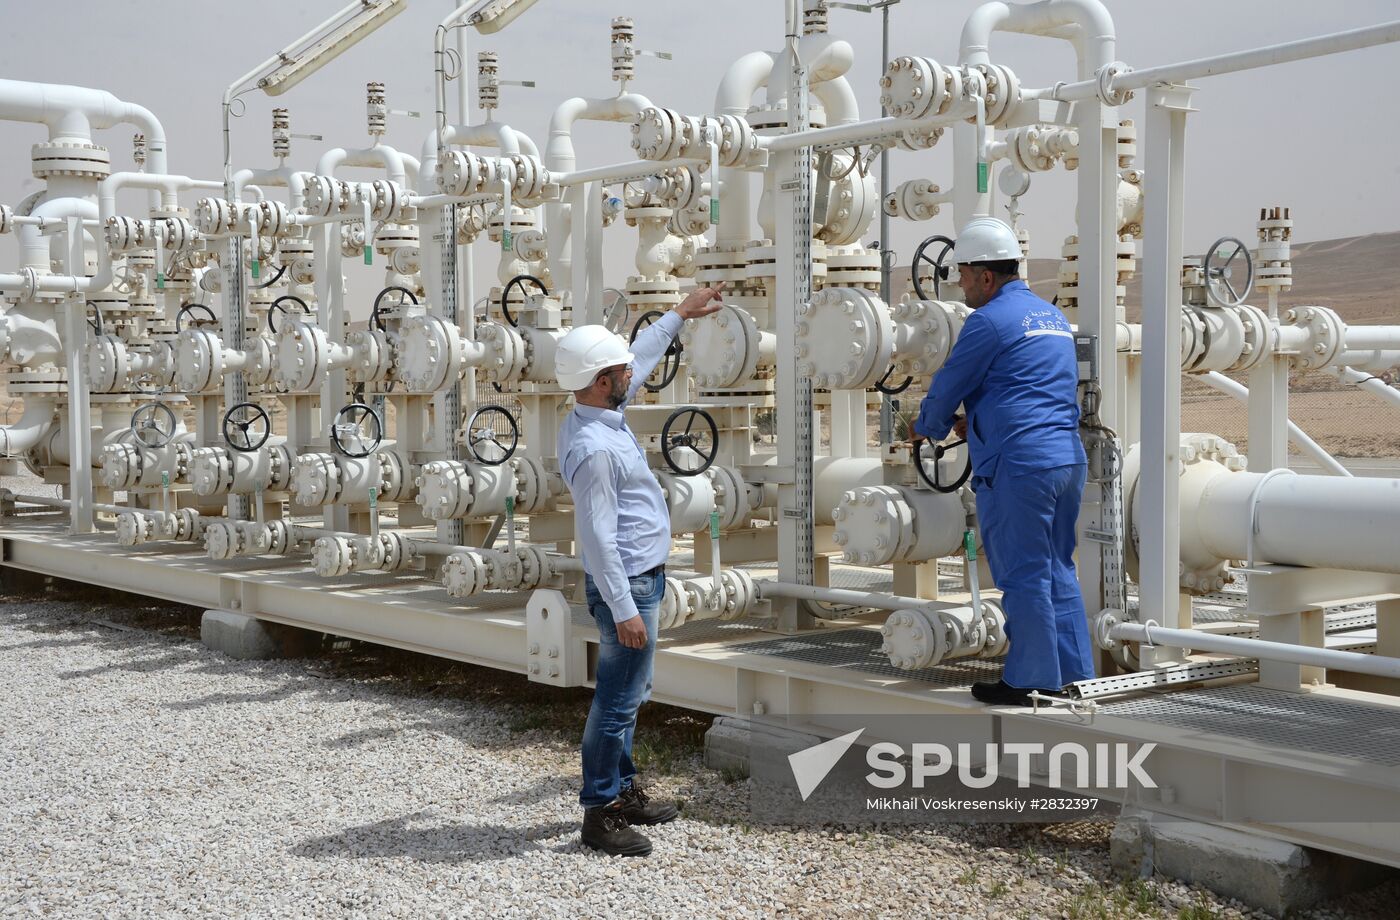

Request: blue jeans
left=580, top=568, right=663, bottom=808
left=974, top=463, right=1096, bottom=690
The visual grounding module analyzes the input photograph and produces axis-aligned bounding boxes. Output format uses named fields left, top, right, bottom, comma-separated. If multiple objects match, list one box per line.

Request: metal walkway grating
left=1099, top=684, right=1400, bottom=766
left=731, top=627, right=1006, bottom=686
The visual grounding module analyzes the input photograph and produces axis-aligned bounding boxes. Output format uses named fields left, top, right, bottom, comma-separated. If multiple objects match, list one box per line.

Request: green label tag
left=709, top=198, right=719, bottom=225
left=963, top=529, right=977, bottom=561
left=709, top=510, right=720, bottom=541
left=363, top=245, right=373, bottom=266
left=505, top=495, right=515, bottom=517
left=369, top=486, right=378, bottom=510
left=976, top=161, right=989, bottom=194
left=161, top=471, right=170, bottom=488
left=502, top=229, right=513, bottom=252
left=251, top=259, right=261, bottom=280
left=156, top=272, right=166, bottom=290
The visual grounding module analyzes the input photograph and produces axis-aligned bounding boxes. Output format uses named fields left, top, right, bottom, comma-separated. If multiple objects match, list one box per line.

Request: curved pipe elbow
left=804, top=35, right=856, bottom=85
left=811, top=75, right=860, bottom=125
left=0, top=399, right=56, bottom=457
left=546, top=95, right=652, bottom=171
left=715, top=51, right=777, bottom=115
left=960, top=0, right=1116, bottom=75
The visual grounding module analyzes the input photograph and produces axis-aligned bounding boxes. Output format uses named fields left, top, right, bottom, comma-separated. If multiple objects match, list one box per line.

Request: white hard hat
left=554, top=324, right=635, bottom=391
left=953, top=217, right=1022, bottom=264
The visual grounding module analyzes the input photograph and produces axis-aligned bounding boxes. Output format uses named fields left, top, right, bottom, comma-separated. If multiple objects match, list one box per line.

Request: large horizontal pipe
left=1110, top=621, right=1400, bottom=681
left=1198, top=472, right=1399, bottom=573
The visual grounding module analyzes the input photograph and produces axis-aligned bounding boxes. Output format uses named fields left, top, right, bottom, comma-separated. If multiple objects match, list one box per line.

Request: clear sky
left=2, top=0, right=1397, bottom=318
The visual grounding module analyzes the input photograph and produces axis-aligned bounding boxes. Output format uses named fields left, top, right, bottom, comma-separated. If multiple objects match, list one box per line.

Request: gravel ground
left=1, top=582, right=1397, bottom=919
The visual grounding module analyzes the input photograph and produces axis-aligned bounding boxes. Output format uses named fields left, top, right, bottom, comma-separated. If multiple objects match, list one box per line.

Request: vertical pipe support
left=1138, top=82, right=1196, bottom=666
left=62, top=216, right=94, bottom=534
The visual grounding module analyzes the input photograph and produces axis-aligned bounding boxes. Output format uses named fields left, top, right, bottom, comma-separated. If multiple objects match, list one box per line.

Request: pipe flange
left=658, top=577, right=690, bottom=631
left=1096, top=62, right=1135, bottom=107
left=1094, top=608, right=1123, bottom=652
left=414, top=460, right=474, bottom=521
left=189, top=447, right=233, bottom=496
left=832, top=486, right=914, bottom=567
left=273, top=320, right=328, bottom=392
left=794, top=286, right=893, bottom=390
left=1283, top=305, right=1344, bottom=370
left=115, top=512, right=154, bottom=547
left=441, top=551, right=489, bottom=598
left=87, top=335, right=130, bottom=393
left=880, top=56, right=955, bottom=120
left=32, top=140, right=111, bottom=180
left=395, top=314, right=462, bottom=393
left=205, top=521, right=241, bottom=560
left=291, top=452, right=341, bottom=507
left=980, top=599, right=1009, bottom=657
left=350, top=328, right=392, bottom=383
left=973, top=63, right=1021, bottom=125
left=312, top=536, right=355, bottom=578
left=880, top=608, right=941, bottom=671
left=488, top=552, right=525, bottom=590
left=681, top=304, right=761, bottom=389
left=173, top=328, right=224, bottom=392
left=891, top=297, right=966, bottom=377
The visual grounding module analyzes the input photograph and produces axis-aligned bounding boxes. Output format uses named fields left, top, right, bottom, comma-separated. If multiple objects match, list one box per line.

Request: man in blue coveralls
left=910, top=217, right=1096, bottom=706
left=554, top=286, right=724, bottom=856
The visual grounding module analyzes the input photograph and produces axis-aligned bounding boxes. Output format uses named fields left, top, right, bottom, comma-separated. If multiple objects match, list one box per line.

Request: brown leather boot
left=581, top=801, right=652, bottom=857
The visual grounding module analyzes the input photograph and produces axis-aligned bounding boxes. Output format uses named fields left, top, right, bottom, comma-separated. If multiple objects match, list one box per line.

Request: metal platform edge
left=5, top=522, right=1400, bottom=870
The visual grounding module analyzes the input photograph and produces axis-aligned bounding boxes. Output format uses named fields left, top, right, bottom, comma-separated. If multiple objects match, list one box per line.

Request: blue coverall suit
left=913, top=279, right=1096, bottom=690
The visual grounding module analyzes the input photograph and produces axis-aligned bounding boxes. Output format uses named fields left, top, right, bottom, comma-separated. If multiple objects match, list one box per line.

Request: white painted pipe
left=756, top=580, right=950, bottom=614
left=234, top=167, right=310, bottom=209
left=1054, top=19, right=1400, bottom=103
left=1197, top=471, right=1399, bottom=573
left=715, top=50, right=776, bottom=245
left=318, top=145, right=408, bottom=187
left=543, top=93, right=654, bottom=288
left=17, top=196, right=98, bottom=271
left=0, top=79, right=169, bottom=201
left=958, top=1, right=1115, bottom=222
left=1111, top=621, right=1400, bottom=681
left=0, top=399, right=57, bottom=456
left=1197, top=371, right=1351, bottom=477
left=1325, top=365, right=1400, bottom=410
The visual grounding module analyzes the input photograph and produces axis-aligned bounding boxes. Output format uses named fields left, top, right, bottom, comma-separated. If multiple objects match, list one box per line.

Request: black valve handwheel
left=911, top=234, right=956, bottom=301
left=267, top=294, right=311, bottom=334
left=85, top=300, right=104, bottom=337
left=463, top=405, right=520, bottom=466
left=222, top=401, right=271, bottom=453
left=661, top=406, right=719, bottom=476
left=175, top=303, right=218, bottom=332
left=130, top=402, right=177, bottom=449
left=500, top=274, right=548, bottom=329
left=330, top=402, right=383, bottom=458
left=1203, top=235, right=1254, bottom=308
left=372, top=285, right=419, bottom=333
left=915, top=436, right=972, bottom=493
left=874, top=363, right=913, bottom=395
left=601, top=287, right=631, bottom=334
left=630, top=309, right=682, bottom=392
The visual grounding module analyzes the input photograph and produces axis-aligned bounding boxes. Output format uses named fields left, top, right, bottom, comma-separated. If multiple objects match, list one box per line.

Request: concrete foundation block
left=703, top=715, right=824, bottom=777
left=1111, top=808, right=1396, bottom=916
left=200, top=609, right=318, bottom=660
